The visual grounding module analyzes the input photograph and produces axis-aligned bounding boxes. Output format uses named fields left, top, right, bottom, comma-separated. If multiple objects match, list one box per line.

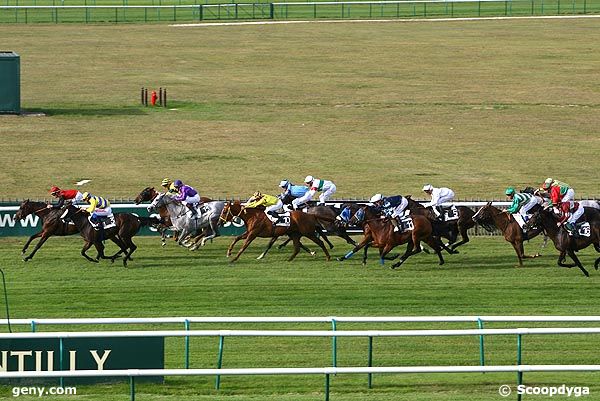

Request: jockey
left=171, top=179, right=201, bottom=217
left=505, top=187, right=539, bottom=224
left=279, top=179, right=309, bottom=204
left=542, top=178, right=574, bottom=209
left=244, top=191, right=283, bottom=220
left=81, top=192, right=113, bottom=226
left=370, top=193, right=408, bottom=232
left=291, top=176, right=336, bottom=210
left=422, top=184, right=455, bottom=220
left=161, top=178, right=178, bottom=194
left=47, top=186, right=84, bottom=209
left=558, top=200, right=584, bottom=236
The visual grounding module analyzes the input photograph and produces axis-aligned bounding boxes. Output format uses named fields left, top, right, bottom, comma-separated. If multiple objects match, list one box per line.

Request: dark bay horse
left=219, top=201, right=331, bottom=262
left=15, top=200, right=79, bottom=261
left=472, top=202, right=544, bottom=266
left=405, top=196, right=475, bottom=252
left=525, top=209, right=600, bottom=277
left=62, top=205, right=157, bottom=266
left=338, top=205, right=446, bottom=268
left=134, top=186, right=212, bottom=246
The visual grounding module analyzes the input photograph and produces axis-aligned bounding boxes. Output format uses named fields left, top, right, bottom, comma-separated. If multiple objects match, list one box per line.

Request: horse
left=337, top=205, right=446, bottom=268
left=472, top=202, right=546, bottom=266
left=14, top=200, right=79, bottom=261
left=148, top=192, right=224, bottom=247
left=405, top=196, right=475, bottom=253
left=219, top=201, right=331, bottom=262
left=134, top=186, right=212, bottom=246
left=524, top=208, right=600, bottom=277
left=61, top=205, right=146, bottom=266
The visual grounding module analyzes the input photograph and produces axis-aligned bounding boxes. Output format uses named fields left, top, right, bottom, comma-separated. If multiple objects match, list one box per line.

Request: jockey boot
left=391, top=218, right=400, bottom=232
left=435, top=206, right=444, bottom=221
left=565, top=222, right=577, bottom=237
left=186, top=203, right=197, bottom=217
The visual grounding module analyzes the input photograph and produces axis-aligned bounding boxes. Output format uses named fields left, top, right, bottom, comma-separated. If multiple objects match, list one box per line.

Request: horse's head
left=349, top=206, right=367, bottom=226
left=472, top=202, right=497, bottom=232
left=523, top=209, right=542, bottom=232
left=219, top=201, right=243, bottom=224
left=148, top=192, right=169, bottom=211
left=135, top=187, right=157, bottom=205
left=14, top=199, right=33, bottom=220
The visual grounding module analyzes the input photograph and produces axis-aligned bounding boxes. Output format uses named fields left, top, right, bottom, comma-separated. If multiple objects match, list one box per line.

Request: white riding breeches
left=562, top=188, right=575, bottom=203
left=265, top=200, right=283, bottom=213
left=182, top=194, right=200, bottom=205
left=93, top=207, right=112, bottom=218
left=520, top=196, right=540, bottom=216
left=567, top=204, right=584, bottom=224
left=318, top=184, right=337, bottom=204
left=390, top=198, right=409, bottom=218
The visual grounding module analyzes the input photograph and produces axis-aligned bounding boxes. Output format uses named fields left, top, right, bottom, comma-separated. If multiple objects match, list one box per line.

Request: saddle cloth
left=569, top=222, right=591, bottom=237
left=399, top=216, right=414, bottom=232
left=88, top=215, right=116, bottom=231
left=443, top=205, right=459, bottom=221
left=268, top=212, right=291, bottom=227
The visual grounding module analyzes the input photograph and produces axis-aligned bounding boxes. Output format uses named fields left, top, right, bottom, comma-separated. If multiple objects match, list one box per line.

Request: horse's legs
left=288, top=235, right=302, bottom=261
left=511, top=241, right=525, bottom=267
left=200, top=217, right=221, bottom=247
left=320, top=230, right=335, bottom=250
left=338, top=231, right=357, bottom=247
left=303, top=233, right=331, bottom=261
left=361, top=243, right=371, bottom=265
left=230, top=232, right=258, bottom=262
left=565, top=248, right=590, bottom=277
left=82, top=241, right=99, bottom=263
left=227, top=233, right=247, bottom=257
left=391, top=241, right=415, bottom=269
left=22, top=232, right=51, bottom=261
left=337, top=234, right=372, bottom=261
left=277, top=238, right=292, bottom=250
left=257, top=237, right=279, bottom=260
left=450, top=225, right=470, bottom=252
left=22, top=231, right=42, bottom=255
left=425, top=236, right=445, bottom=266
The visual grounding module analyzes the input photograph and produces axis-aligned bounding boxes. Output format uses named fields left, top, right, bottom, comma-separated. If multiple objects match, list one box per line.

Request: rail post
left=325, top=373, right=330, bottom=401
left=477, top=318, right=485, bottom=368
left=59, top=337, right=64, bottom=388
left=367, top=336, right=373, bottom=388
left=130, top=376, right=136, bottom=401
left=517, top=334, right=523, bottom=401
left=31, top=320, right=36, bottom=333
left=184, top=319, right=190, bottom=369
left=215, top=335, right=225, bottom=389
left=331, top=319, right=337, bottom=368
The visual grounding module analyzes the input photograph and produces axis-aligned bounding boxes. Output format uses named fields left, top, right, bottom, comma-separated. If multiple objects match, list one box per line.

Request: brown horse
left=472, top=202, right=544, bottom=266
left=219, top=201, right=331, bottom=262
left=405, top=196, right=475, bottom=253
left=15, top=200, right=79, bottom=261
left=337, top=205, right=446, bottom=268
left=525, top=208, right=600, bottom=277
left=134, top=186, right=211, bottom=246
left=62, top=205, right=158, bottom=266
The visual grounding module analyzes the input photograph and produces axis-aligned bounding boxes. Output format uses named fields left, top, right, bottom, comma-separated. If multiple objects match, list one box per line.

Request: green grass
left=0, top=20, right=599, bottom=201
left=0, top=236, right=600, bottom=400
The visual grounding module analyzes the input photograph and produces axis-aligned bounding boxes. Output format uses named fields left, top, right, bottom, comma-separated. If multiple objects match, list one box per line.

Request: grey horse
left=148, top=193, right=225, bottom=247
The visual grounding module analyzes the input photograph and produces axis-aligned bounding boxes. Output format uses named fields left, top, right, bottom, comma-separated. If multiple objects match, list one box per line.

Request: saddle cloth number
left=275, top=212, right=291, bottom=227
left=577, top=222, right=591, bottom=237
left=399, top=217, right=414, bottom=232
left=444, top=205, right=459, bottom=221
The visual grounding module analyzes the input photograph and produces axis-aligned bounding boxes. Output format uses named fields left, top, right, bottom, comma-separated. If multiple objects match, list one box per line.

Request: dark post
left=164, top=88, right=167, bottom=108
left=141, top=87, right=144, bottom=105
left=144, top=88, right=148, bottom=106
left=159, top=87, right=163, bottom=106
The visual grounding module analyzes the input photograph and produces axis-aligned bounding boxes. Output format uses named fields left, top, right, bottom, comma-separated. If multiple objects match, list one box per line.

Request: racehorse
left=219, top=201, right=331, bottom=262
left=61, top=205, right=154, bottom=266
left=472, top=202, right=545, bottom=266
left=134, top=186, right=212, bottom=246
left=524, top=208, right=600, bottom=277
left=148, top=192, right=224, bottom=247
left=405, top=196, right=475, bottom=252
left=15, top=200, right=79, bottom=261
left=338, top=205, right=446, bottom=268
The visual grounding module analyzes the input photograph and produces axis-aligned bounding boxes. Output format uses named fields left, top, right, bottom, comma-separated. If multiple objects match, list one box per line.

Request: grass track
left=1, top=236, right=600, bottom=399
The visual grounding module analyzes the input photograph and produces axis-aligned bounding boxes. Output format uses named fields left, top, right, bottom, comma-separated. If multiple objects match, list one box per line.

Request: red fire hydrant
left=150, top=90, right=157, bottom=106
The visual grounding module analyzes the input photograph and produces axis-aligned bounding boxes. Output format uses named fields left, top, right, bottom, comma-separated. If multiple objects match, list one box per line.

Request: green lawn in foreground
left=0, top=236, right=599, bottom=400
left=0, top=20, right=598, bottom=201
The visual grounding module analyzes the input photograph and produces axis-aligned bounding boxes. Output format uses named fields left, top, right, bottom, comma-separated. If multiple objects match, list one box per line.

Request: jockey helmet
left=422, top=184, right=433, bottom=192
left=252, top=191, right=262, bottom=199
left=81, top=192, right=90, bottom=200
left=542, top=177, right=553, bottom=189
left=49, top=186, right=60, bottom=195
left=161, top=178, right=171, bottom=187
left=304, top=175, right=314, bottom=184
left=505, top=187, right=516, bottom=196
left=279, top=180, right=290, bottom=189
left=370, top=193, right=383, bottom=203
left=173, top=179, right=183, bottom=188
